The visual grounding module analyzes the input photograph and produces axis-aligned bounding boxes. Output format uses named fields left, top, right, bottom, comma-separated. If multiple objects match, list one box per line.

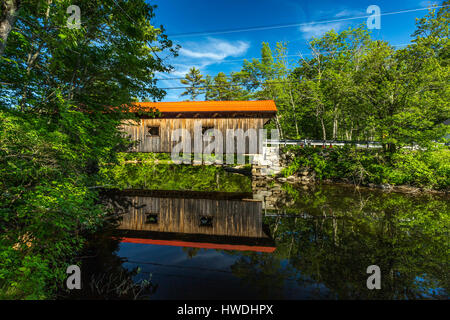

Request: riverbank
left=277, top=145, right=449, bottom=194
left=274, top=177, right=449, bottom=195
left=270, top=172, right=449, bottom=195
left=103, top=151, right=449, bottom=195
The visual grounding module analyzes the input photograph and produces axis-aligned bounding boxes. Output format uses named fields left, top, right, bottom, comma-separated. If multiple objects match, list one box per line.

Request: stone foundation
left=252, top=146, right=282, bottom=177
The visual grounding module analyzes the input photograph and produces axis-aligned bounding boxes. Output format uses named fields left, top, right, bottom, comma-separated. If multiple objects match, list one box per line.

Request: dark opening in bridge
left=202, top=126, right=214, bottom=136
left=199, top=216, right=213, bottom=227
left=145, top=213, right=158, bottom=224
left=147, top=126, right=159, bottom=137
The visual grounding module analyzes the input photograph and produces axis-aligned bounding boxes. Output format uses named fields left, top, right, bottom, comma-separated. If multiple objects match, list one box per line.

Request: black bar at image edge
left=0, top=300, right=447, bottom=318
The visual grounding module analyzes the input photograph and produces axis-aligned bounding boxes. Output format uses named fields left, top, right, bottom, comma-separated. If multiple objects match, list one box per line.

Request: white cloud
left=419, top=1, right=439, bottom=7
left=179, top=38, right=250, bottom=61
left=180, top=49, right=226, bottom=60
left=299, top=7, right=366, bottom=39
left=154, top=38, right=250, bottom=101
left=334, top=9, right=365, bottom=18
left=300, top=22, right=344, bottom=39
left=156, top=38, right=250, bottom=83
left=316, top=7, right=364, bottom=18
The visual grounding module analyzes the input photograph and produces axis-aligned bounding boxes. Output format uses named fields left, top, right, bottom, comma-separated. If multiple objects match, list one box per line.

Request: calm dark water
left=64, top=184, right=449, bottom=300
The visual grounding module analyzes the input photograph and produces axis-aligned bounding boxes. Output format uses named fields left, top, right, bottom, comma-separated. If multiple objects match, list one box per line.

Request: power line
left=110, top=2, right=440, bottom=74
left=98, top=2, right=446, bottom=93
left=166, top=5, right=449, bottom=38
left=112, top=0, right=135, bottom=22
left=153, top=43, right=410, bottom=82
left=158, top=70, right=435, bottom=90
left=111, top=0, right=174, bottom=63
left=126, top=260, right=232, bottom=274
left=158, top=78, right=325, bottom=90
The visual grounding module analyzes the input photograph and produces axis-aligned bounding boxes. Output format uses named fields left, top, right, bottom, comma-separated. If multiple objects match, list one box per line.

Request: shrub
left=281, top=145, right=449, bottom=190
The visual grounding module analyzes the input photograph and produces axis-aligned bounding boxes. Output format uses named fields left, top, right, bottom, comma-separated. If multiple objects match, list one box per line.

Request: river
left=61, top=172, right=449, bottom=300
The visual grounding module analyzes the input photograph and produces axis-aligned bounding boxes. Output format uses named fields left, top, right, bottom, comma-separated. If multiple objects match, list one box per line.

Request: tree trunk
left=320, top=116, right=326, bottom=141
left=0, top=0, right=20, bottom=56
left=332, top=104, right=338, bottom=140
left=274, top=114, right=283, bottom=140
left=332, top=117, right=338, bottom=140
left=288, top=86, right=300, bottom=138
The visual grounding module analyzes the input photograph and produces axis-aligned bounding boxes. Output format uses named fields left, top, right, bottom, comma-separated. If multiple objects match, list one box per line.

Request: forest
left=177, top=4, right=449, bottom=189
left=0, top=0, right=177, bottom=299
left=179, top=7, right=449, bottom=147
left=0, top=1, right=448, bottom=299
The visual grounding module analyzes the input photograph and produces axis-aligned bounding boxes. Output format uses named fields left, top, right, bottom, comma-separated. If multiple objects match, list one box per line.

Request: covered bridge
left=111, top=190, right=276, bottom=253
left=120, top=100, right=277, bottom=154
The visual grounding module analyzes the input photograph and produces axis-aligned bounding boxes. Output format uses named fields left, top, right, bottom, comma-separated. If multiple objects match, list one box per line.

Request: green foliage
left=259, top=185, right=450, bottom=299
left=0, top=109, right=106, bottom=299
left=180, top=67, right=205, bottom=101
left=205, top=71, right=249, bottom=101
left=181, top=184, right=448, bottom=299
left=0, top=0, right=175, bottom=299
left=180, top=5, right=449, bottom=145
left=282, top=145, right=450, bottom=190
left=100, top=153, right=252, bottom=192
left=0, top=0, right=448, bottom=300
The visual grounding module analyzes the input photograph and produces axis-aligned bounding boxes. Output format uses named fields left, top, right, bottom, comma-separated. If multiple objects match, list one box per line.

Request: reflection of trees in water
left=98, top=190, right=139, bottom=223
left=62, top=186, right=448, bottom=299
left=58, top=229, right=157, bottom=299
left=230, top=185, right=449, bottom=299
left=229, top=253, right=296, bottom=299
left=182, top=247, right=201, bottom=259
left=58, top=193, right=158, bottom=300
left=103, top=163, right=251, bottom=192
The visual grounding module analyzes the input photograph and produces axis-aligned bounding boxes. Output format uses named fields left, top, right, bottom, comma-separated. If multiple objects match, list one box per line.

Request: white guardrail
left=263, top=139, right=425, bottom=150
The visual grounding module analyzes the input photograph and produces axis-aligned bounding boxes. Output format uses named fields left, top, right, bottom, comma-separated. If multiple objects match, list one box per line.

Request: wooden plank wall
left=118, top=196, right=264, bottom=238
left=120, top=118, right=271, bottom=153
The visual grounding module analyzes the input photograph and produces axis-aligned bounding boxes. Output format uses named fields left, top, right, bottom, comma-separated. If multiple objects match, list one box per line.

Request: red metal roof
left=120, top=237, right=276, bottom=253
left=128, top=100, right=277, bottom=113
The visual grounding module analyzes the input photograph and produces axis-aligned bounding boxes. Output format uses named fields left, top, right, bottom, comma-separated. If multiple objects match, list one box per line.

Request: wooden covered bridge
left=110, top=190, right=276, bottom=253
left=120, top=100, right=278, bottom=154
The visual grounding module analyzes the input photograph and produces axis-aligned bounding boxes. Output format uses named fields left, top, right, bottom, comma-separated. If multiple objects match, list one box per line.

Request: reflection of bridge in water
left=108, top=190, right=276, bottom=253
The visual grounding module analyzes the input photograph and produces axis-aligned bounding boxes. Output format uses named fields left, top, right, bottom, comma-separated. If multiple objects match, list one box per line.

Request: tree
left=180, top=67, right=205, bottom=101
left=176, top=4, right=449, bottom=146
left=203, top=71, right=248, bottom=101
left=204, top=74, right=214, bottom=101
left=0, top=0, right=21, bottom=56
left=354, top=10, right=449, bottom=151
left=0, top=0, right=177, bottom=298
left=237, top=42, right=292, bottom=138
left=291, top=26, right=372, bottom=141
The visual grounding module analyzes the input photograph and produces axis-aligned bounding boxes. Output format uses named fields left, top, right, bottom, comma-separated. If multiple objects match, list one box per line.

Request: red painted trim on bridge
left=119, top=237, right=276, bottom=253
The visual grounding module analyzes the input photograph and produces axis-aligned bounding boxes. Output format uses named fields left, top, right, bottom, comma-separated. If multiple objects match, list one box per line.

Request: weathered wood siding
left=120, top=118, right=271, bottom=153
left=118, top=196, right=264, bottom=238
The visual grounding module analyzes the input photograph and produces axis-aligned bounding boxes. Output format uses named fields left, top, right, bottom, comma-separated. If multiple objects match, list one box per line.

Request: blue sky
left=147, top=0, right=442, bottom=101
